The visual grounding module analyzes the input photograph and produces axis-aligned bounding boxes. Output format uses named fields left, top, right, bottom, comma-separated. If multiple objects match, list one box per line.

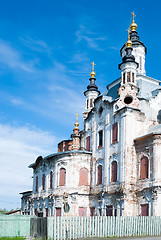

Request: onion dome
left=118, top=29, right=138, bottom=69
left=84, top=62, right=100, bottom=94
left=126, top=29, right=132, bottom=48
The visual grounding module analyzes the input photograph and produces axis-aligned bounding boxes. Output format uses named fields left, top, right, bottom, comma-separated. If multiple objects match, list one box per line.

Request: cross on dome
left=75, top=113, right=79, bottom=122
left=74, top=113, right=79, bottom=129
left=91, top=61, right=96, bottom=71
left=130, top=11, right=137, bottom=31
left=131, top=11, right=136, bottom=23
left=90, top=61, right=96, bottom=78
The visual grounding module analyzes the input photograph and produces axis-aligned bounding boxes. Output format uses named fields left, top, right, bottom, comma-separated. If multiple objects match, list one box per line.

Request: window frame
left=90, top=99, right=93, bottom=108
left=140, top=156, right=149, bottom=180
left=98, top=130, right=103, bottom=149
left=111, top=160, right=118, bottom=183
left=50, top=171, right=53, bottom=189
left=59, top=168, right=66, bottom=186
left=42, top=174, right=45, bottom=191
left=112, top=122, right=118, bottom=144
left=141, top=204, right=149, bottom=216
left=79, top=167, right=88, bottom=186
left=86, top=136, right=90, bottom=151
left=97, top=164, right=103, bottom=185
left=106, top=205, right=113, bottom=216
left=35, top=176, right=38, bottom=192
left=127, top=72, right=130, bottom=82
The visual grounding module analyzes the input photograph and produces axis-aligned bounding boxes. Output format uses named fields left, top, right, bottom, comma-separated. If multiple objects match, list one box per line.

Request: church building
left=20, top=13, right=161, bottom=217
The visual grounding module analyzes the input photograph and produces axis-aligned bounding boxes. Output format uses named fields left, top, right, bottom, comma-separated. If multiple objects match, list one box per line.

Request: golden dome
left=90, top=70, right=96, bottom=78
left=130, top=21, right=137, bottom=32
left=126, top=39, right=132, bottom=47
left=126, top=29, right=132, bottom=47
left=74, top=122, right=79, bottom=129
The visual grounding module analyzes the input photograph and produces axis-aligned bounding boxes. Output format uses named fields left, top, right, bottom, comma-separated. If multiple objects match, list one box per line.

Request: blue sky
left=0, top=0, right=161, bottom=210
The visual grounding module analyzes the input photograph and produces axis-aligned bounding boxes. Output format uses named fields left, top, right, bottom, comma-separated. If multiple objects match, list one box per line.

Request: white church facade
left=21, top=14, right=161, bottom=217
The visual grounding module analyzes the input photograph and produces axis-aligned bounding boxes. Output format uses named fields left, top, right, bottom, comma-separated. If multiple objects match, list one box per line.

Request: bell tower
left=115, top=28, right=139, bottom=111
left=120, top=12, right=147, bottom=76
left=83, top=62, right=100, bottom=118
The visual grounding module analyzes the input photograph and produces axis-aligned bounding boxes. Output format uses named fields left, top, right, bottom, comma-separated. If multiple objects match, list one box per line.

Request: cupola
left=71, top=114, right=80, bottom=150
left=83, top=62, right=100, bottom=118
left=119, top=29, right=138, bottom=86
left=120, top=12, right=147, bottom=76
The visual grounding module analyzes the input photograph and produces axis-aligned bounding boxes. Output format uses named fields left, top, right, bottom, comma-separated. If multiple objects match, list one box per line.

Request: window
left=79, top=168, right=88, bottom=186
left=127, top=72, right=130, bottom=82
left=46, top=208, right=48, bottom=217
left=141, top=204, right=149, bottom=216
left=42, top=174, right=45, bottom=190
left=106, top=205, right=113, bottom=216
left=56, top=208, right=61, bottom=216
left=90, top=207, right=95, bottom=216
left=99, top=106, right=103, bottom=116
left=50, top=171, right=53, bottom=189
left=79, top=207, right=87, bottom=217
left=36, top=176, right=38, bottom=192
left=87, top=99, right=89, bottom=109
left=132, top=72, right=134, bottom=83
left=59, top=168, right=66, bottom=186
left=112, top=122, right=118, bottom=143
left=140, top=156, right=149, bottom=179
left=90, top=99, right=93, bottom=108
left=123, top=73, right=125, bottom=84
left=97, top=165, right=102, bottom=185
left=34, top=209, right=37, bottom=216
left=98, top=208, right=102, bottom=216
left=111, top=161, right=117, bottom=182
left=98, top=130, right=103, bottom=148
left=86, top=136, right=90, bottom=151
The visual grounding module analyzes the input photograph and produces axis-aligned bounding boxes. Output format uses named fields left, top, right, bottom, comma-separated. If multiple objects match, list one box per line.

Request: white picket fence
left=47, top=216, right=161, bottom=239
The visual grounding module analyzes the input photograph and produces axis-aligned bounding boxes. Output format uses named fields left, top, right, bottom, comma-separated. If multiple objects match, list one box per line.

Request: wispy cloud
left=9, top=96, right=25, bottom=106
left=0, top=40, right=37, bottom=73
left=75, top=25, right=106, bottom=51
left=1, top=59, right=85, bottom=125
left=68, top=52, right=89, bottom=63
left=0, top=123, right=57, bottom=208
left=109, top=46, right=120, bottom=51
left=20, top=36, right=51, bottom=54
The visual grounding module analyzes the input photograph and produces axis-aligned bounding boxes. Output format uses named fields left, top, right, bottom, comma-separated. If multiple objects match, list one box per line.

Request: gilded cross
left=75, top=113, right=79, bottom=122
left=91, top=61, right=96, bottom=71
left=131, top=11, right=136, bottom=22
left=126, top=29, right=131, bottom=39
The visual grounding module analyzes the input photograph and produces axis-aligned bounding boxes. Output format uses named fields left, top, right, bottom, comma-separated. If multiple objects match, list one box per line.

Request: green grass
left=0, top=237, right=25, bottom=240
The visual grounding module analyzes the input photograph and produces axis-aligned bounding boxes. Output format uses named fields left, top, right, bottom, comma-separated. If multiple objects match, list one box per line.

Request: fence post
left=47, top=217, right=53, bottom=240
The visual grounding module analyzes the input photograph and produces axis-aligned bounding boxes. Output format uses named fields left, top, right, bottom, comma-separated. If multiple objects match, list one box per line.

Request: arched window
left=98, top=130, right=103, bottom=148
left=79, top=168, right=88, bottom=186
left=112, top=122, right=118, bottom=143
left=42, top=174, right=45, bottom=190
left=35, top=176, right=38, bottom=192
left=86, top=136, right=90, bottom=151
left=140, top=156, right=149, bottom=179
left=97, top=165, right=102, bottom=185
left=59, top=168, right=66, bottom=186
left=50, top=171, right=53, bottom=189
left=111, top=161, right=117, bottom=182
